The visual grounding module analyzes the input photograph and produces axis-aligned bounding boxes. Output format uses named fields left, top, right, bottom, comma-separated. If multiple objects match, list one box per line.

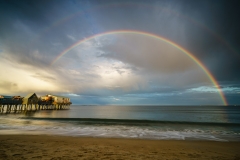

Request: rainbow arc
left=50, top=30, right=227, bottom=105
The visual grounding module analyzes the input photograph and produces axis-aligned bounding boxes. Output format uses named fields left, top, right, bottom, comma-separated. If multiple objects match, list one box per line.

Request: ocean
left=0, top=105, right=240, bottom=141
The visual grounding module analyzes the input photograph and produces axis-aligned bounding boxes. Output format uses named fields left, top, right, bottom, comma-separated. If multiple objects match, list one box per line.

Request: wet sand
left=0, top=135, right=239, bottom=160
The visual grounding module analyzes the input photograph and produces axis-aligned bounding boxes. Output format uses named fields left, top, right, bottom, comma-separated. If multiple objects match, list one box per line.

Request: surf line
left=50, top=30, right=228, bottom=105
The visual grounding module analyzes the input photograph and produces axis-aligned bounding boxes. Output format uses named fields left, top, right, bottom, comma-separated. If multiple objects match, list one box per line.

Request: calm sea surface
left=0, top=105, right=240, bottom=141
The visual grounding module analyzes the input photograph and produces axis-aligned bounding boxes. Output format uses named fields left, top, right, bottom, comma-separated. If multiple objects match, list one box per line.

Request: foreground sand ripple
left=0, top=135, right=239, bottom=160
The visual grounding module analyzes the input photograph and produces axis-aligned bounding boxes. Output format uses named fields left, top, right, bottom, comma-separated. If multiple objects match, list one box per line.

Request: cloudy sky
left=0, top=0, right=240, bottom=105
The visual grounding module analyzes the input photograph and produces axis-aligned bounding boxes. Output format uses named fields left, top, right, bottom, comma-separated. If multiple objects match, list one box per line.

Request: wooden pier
left=0, top=93, right=71, bottom=114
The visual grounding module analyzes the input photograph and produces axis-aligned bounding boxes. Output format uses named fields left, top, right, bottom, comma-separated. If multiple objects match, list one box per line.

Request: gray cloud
left=99, top=34, right=198, bottom=73
left=0, top=81, right=18, bottom=93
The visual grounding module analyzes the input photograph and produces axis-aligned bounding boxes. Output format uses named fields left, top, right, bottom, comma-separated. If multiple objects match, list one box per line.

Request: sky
left=0, top=0, right=240, bottom=105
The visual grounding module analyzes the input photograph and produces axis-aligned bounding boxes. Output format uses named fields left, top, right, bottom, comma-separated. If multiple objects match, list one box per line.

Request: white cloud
left=188, top=86, right=219, bottom=93
left=188, top=86, right=240, bottom=93
left=67, top=93, right=80, bottom=97
left=222, top=87, right=240, bottom=93
left=69, top=69, right=81, bottom=75
left=67, top=34, right=76, bottom=41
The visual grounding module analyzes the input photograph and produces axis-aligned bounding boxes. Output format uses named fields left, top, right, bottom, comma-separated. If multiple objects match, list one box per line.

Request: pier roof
left=24, top=93, right=37, bottom=99
left=47, top=94, right=69, bottom=98
left=0, top=95, right=13, bottom=99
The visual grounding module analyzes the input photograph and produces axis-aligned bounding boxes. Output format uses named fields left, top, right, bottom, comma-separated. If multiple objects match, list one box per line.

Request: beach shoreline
left=0, top=135, right=239, bottom=160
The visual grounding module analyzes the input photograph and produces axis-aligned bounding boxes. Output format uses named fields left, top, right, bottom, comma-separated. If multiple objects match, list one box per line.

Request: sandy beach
left=0, top=135, right=239, bottom=160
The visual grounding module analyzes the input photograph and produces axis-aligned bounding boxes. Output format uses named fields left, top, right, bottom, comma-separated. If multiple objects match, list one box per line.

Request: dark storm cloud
left=1, top=0, right=239, bottom=68
left=170, top=0, right=240, bottom=82
left=0, top=0, right=56, bottom=67
left=0, top=0, right=90, bottom=68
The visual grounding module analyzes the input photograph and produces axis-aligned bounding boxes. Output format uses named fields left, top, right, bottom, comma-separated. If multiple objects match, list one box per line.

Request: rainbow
left=50, top=30, right=228, bottom=105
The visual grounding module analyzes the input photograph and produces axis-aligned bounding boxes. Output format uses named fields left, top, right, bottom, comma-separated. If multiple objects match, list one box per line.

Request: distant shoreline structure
left=0, top=93, right=72, bottom=113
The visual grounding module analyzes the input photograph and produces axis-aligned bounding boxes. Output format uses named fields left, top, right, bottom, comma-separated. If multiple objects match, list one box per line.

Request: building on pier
left=38, top=94, right=71, bottom=110
left=21, top=93, right=39, bottom=111
left=0, top=95, right=12, bottom=103
left=39, top=94, right=53, bottom=105
left=0, top=95, right=23, bottom=113
left=0, top=95, right=23, bottom=104
left=40, top=94, right=71, bottom=105
left=22, top=93, right=38, bottom=105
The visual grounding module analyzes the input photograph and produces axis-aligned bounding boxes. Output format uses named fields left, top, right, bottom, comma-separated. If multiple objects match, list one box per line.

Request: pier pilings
left=0, top=103, right=71, bottom=114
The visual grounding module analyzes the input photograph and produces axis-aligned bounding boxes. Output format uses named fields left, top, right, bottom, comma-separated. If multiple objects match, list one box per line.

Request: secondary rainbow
left=38, top=2, right=238, bottom=59
left=50, top=30, right=228, bottom=105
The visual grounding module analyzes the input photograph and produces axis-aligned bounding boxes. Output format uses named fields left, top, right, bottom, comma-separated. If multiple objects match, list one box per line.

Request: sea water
left=0, top=105, right=240, bottom=141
